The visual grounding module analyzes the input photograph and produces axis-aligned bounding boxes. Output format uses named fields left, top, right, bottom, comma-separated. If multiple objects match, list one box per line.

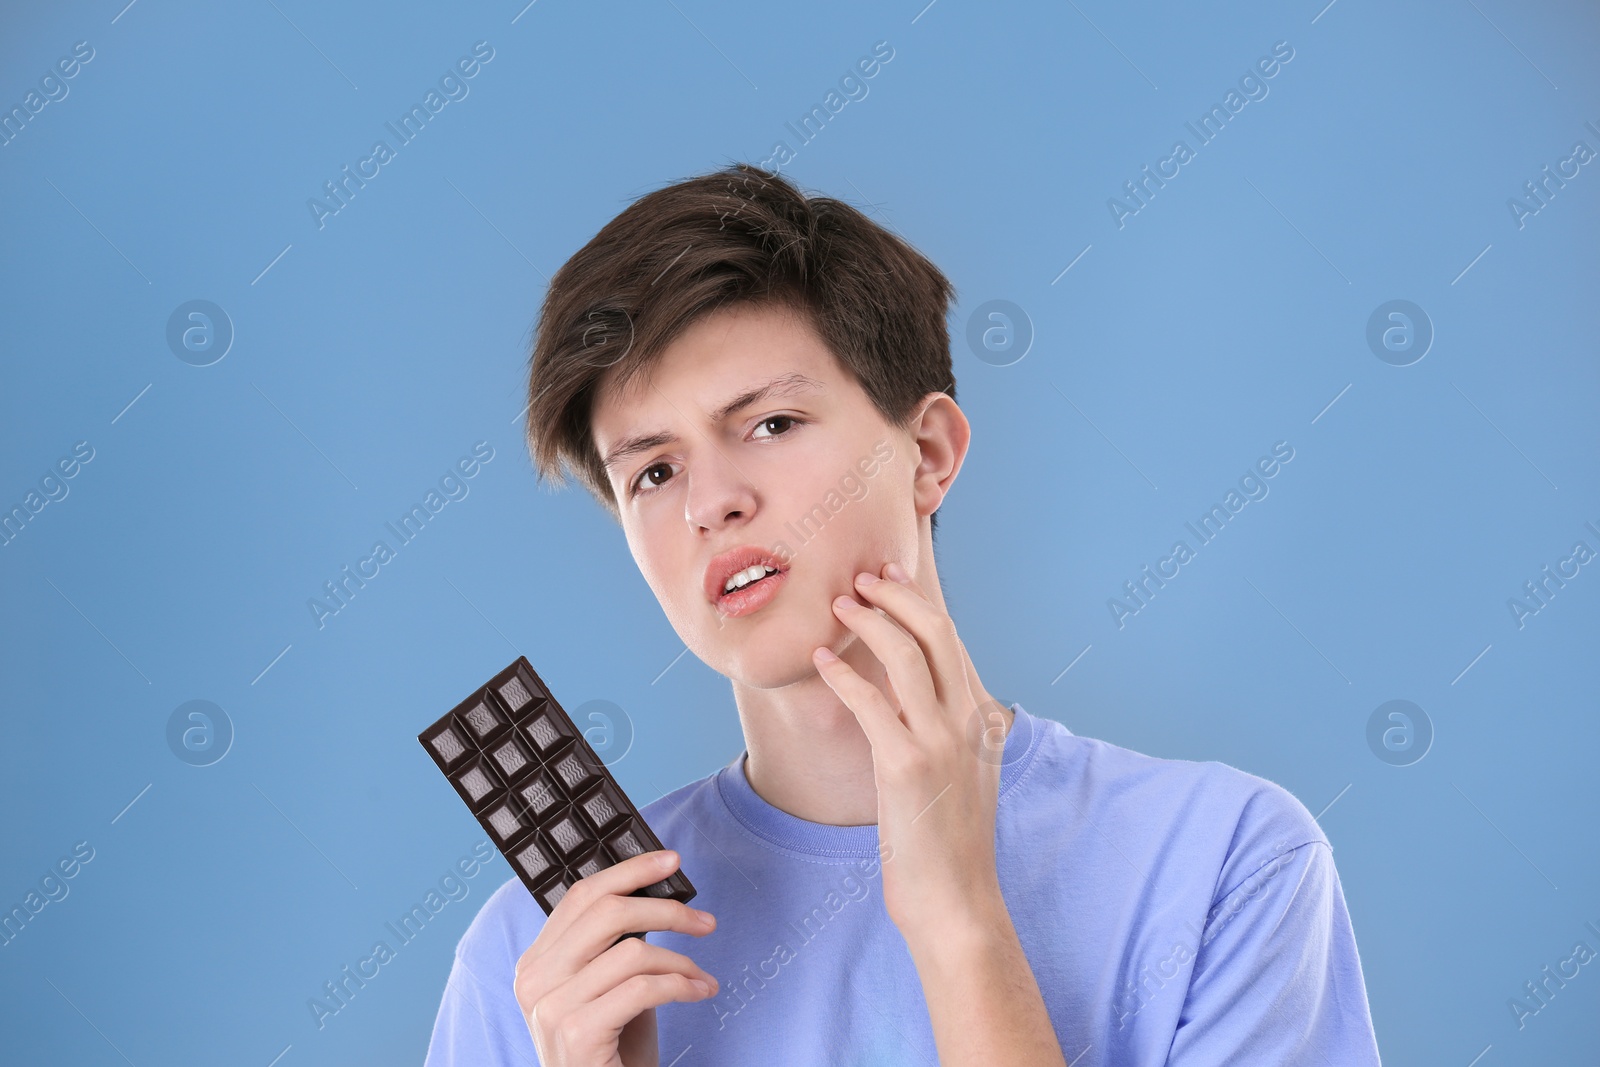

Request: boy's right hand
left=514, top=850, right=720, bottom=1067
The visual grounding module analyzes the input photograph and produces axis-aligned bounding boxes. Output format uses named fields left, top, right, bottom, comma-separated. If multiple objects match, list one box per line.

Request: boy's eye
left=629, top=415, right=802, bottom=497
left=752, top=415, right=797, bottom=438
left=634, top=463, right=674, bottom=495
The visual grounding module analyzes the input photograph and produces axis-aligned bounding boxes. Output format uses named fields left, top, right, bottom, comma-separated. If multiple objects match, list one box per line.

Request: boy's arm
left=813, top=565, right=1070, bottom=1065
left=1166, top=840, right=1381, bottom=1065
left=903, top=895, right=1071, bottom=1067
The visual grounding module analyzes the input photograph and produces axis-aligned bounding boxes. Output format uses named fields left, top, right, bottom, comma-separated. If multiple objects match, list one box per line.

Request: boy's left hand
left=812, top=560, right=1012, bottom=939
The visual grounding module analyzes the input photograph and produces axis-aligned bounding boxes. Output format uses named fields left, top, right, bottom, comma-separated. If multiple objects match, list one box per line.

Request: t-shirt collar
left=714, top=701, right=1049, bottom=858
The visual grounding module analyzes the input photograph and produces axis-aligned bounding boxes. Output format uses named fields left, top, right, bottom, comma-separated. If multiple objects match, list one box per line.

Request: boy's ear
left=909, top=392, right=971, bottom=521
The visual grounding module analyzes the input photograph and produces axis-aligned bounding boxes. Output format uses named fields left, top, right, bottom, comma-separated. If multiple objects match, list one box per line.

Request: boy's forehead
left=591, top=310, right=854, bottom=442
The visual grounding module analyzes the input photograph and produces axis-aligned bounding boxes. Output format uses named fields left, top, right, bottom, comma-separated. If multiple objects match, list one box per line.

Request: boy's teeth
left=724, top=565, right=776, bottom=593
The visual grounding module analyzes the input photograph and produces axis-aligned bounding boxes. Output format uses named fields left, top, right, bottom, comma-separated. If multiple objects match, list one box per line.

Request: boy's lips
left=704, top=545, right=789, bottom=618
left=713, top=567, right=788, bottom=618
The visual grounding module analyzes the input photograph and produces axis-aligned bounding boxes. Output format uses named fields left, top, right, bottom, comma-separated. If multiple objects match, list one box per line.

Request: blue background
left=2, top=0, right=1597, bottom=1063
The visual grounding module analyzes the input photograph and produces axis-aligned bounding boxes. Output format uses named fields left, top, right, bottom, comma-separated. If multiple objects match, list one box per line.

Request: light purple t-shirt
left=423, top=703, right=1381, bottom=1065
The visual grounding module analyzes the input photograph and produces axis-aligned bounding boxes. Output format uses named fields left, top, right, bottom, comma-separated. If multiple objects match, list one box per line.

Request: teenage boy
left=424, top=164, right=1381, bottom=1066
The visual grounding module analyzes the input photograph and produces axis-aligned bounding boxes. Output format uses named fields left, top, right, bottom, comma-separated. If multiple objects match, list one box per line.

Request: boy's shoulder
left=1011, top=709, right=1332, bottom=899
left=451, top=870, right=545, bottom=981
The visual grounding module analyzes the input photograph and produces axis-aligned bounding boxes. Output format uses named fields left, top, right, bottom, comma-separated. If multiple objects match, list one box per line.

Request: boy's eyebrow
left=601, top=372, right=825, bottom=473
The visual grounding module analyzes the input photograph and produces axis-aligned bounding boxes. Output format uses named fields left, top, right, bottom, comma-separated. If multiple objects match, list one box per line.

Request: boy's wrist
left=897, top=881, right=1012, bottom=963
left=900, top=889, right=1071, bottom=1067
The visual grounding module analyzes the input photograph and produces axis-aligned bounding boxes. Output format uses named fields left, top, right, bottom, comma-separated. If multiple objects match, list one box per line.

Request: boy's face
left=590, top=302, right=924, bottom=690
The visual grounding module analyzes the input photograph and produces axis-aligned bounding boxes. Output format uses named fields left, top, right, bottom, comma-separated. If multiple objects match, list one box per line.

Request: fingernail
left=885, top=562, right=911, bottom=583
left=856, top=571, right=879, bottom=585
left=658, top=851, right=677, bottom=868
left=834, top=595, right=856, bottom=610
left=691, top=979, right=711, bottom=995
left=694, top=909, right=715, bottom=924
left=814, top=647, right=838, bottom=663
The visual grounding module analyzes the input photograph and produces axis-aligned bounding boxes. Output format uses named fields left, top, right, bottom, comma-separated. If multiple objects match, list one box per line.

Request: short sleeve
left=423, top=878, right=547, bottom=1067
left=1165, top=841, right=1381, bottom=1065
left=423, top=948, right=544, bottom=1067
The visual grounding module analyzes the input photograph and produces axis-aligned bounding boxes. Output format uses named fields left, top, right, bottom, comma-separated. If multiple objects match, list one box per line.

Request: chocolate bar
left=418, top=656, right=694, bottom=935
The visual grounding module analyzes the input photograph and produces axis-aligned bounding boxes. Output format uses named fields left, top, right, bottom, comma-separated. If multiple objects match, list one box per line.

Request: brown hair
left=524, top=162, right=957, bottom=532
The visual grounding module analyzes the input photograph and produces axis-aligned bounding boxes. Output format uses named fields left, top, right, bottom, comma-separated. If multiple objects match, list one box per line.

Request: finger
left=830, top=590, right=939, bottom=725
left=853, top=566, right=966, bottom=706
left=524, top=938, right=716, bottom=1046
left=950, top=630, right=990, bottom=719
left=552, top=935, right=719, bottom=1012
left=523, top=894, right=716, bottom=994
left=813, top=643, right=912, bottom=755
left=559, top=970, right=717, bottom=1052
left=532, top=849, right=685, bottom=949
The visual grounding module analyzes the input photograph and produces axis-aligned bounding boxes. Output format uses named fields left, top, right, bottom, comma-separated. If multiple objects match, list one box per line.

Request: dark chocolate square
left=535, top=869, right=575, bottom=912
left=422, top=718, right=473, bottom=769
left=483, top=797, right=538, bottom=847
left=512, top=769, right=564, bottom=819
left=496, top=674, right=537, bottom=712
left=545, top=805, right=590, bottom=858
left=552, top=749, right=598, bottom=794
left=576, top=781, right=629, bottom=835
left=448, top=755, right=505, bottom=814
left=512, top=836, right=557, bottom=884
left=457, top=697, right=512, bottom=748
left=571, top=843, right=612, bottom=881
left=606, top=826, right=647, bottom=860
left=488, top=734, right=537, bottom=781
left=519, top=704, right=576, bottom=756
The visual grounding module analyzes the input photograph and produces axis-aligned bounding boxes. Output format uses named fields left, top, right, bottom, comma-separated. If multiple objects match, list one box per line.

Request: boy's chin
left=724, top=648, right=820, bottom=691
left=719, top=627, right=845, bottom=691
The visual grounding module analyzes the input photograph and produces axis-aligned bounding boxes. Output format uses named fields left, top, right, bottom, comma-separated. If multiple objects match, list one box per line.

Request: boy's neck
left=734, top=666, right=888, bottom=827
left=732, top=636, right=1012, bottom=828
